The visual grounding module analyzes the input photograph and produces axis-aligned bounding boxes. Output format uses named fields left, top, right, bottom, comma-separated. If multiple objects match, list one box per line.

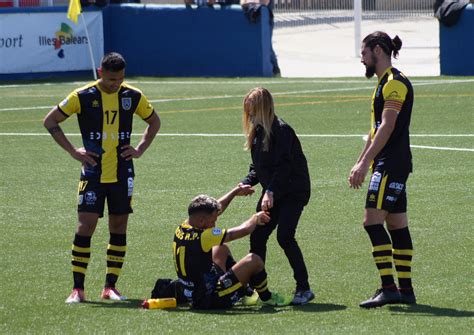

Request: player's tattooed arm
left=47, top=125, right=63, bottom=135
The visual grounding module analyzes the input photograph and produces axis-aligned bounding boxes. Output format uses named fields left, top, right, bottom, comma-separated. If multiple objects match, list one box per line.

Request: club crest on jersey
left=121, top=97, right=132, bottom=111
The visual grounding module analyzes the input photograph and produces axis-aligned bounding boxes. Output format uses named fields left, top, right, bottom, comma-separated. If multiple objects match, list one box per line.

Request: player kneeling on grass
left=173, top=185, right=292, bottom=309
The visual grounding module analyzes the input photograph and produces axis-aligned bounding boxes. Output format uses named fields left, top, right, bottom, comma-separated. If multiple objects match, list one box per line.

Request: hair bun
left=392, top=35, right=402, bottom=51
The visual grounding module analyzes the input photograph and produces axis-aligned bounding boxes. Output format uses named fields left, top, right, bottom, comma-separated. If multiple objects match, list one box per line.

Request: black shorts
left=192, top=265, right=245, bottom=309
left=77, top=177, right=134, bottom=217
left=365, top=167, right=408, bottom=213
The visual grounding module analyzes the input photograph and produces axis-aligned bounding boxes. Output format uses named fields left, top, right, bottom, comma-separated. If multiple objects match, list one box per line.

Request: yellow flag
left=67, top=0, right=82, bottom=24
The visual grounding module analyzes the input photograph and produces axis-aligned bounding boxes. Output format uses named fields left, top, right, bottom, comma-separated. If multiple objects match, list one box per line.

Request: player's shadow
left=84, top=300, right=346, bottom=314
left=181, top=306, right=281, bottom=315
left=86, top=299, right=146, bottom=309
left=292, top=303, right=347, bottom=313
left=388, top=304, right=474, bottom=318
left=85, top=300, right=268, bottom=314
left=167, top=302, right=346, bottom=315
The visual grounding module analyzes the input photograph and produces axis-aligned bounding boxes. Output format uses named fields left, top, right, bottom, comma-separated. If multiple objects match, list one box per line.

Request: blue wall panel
left=440, top=4, right=474, bottom=76
left=103, top=5, right=272, bottom=77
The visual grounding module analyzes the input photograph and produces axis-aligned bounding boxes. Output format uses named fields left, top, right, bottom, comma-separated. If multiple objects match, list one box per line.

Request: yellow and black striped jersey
left=173, top=221, right=226, bottom=290
left=371, top=67, right=413, bottom=173
left=58, top=81, right=154, bottom=183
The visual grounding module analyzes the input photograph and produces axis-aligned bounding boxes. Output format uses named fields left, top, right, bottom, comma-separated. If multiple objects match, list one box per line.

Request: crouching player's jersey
left=172, top=221, right=226, bottom=302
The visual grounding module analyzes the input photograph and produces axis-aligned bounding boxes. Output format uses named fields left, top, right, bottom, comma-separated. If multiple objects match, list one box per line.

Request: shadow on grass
left=291, top=303, right=347, bottom=313
left=179, top=306, right=281, bottom=315
left=85, top=299, right=346, bottom=314
left=86, top=299, right=146, bottom=309
left=170, top=302, right=346, bottom=315
left=389, top=304, right=474, bottom=318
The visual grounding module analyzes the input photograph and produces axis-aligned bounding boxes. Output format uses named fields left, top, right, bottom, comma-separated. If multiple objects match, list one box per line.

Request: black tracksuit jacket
left=241, top=118, right=311, bottom=203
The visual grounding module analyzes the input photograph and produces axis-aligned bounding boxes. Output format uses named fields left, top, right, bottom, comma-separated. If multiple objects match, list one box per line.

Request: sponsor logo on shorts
left=389, top=182, right=404, bottom=191
left=78, top=194, right=83, bottom=205
left=184, top=289, right=193, bottom=298
left=127, top=177, right=134, bottom=197
left=85, top=191, right=97, bottom=205
left=368, top=172, right=382, bottom=191
left=222, top=278, right=233, bottom=288
left=386, top=196, right=397, bottom=202
left=389, top=182, right=404, bottom=195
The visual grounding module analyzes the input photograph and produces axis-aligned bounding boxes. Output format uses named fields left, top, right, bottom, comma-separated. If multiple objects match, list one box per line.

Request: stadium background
left=3, top=0, right=472, bottom=78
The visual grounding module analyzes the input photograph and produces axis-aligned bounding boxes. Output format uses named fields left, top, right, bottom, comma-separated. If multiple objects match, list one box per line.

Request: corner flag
left=65, top=0, right=96, bottom=80
left=67, top=0, right=82, bottom=24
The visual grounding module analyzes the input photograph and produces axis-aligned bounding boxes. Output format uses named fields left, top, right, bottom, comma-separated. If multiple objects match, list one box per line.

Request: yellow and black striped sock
left=364, top=224, right=396, bottom=288
left=249, top=269, right=271, bottom=301
left=105, top=233, right=126, bottom=288
left=71, top=234, right=91, bottom=289
left=389, top=227, right=414, bottom=291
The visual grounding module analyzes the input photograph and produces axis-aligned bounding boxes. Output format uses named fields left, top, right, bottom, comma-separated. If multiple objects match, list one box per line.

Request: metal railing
left=273, top=0, right=435, bottom=28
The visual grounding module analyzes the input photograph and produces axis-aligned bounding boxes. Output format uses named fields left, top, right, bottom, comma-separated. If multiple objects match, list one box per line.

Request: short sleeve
left=382, top=80, right=408, bottom=103
left=58, top=91, right=81, bottom=116
left=200, top=228, right=227, bottom=252
left=135, top=94, right=154, bottom=120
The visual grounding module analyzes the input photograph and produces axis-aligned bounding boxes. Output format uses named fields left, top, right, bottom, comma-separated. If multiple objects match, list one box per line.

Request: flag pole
left=80, top=13, right=97, bottom=80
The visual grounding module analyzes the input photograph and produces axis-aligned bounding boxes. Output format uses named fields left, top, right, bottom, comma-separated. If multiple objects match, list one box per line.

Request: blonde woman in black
left=238, top=87, right=314, bottom=305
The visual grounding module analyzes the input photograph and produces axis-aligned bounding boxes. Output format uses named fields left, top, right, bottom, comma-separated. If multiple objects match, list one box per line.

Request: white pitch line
left=1, top=132, right=473, bottom=138
left=0, top=106, right=53, bottom=112
left=0, top=80, right=370, bottom=89
left=0, top=132, right=347, bottom=137
left=410, top=145, right=474, bottom=152
left=2, top=132, right=472, bottom=151
left=410, top=134, right=474, bottom=137
left=1, top=78, right=474, bottom=89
